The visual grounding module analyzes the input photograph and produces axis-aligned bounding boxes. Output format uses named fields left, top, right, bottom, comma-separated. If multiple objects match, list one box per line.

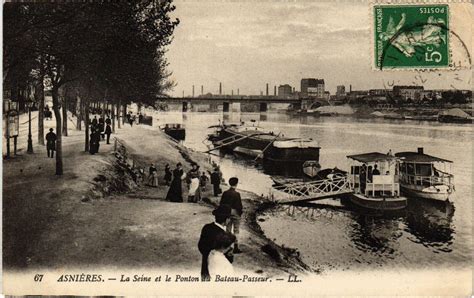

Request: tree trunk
left=84, top=99, right=90, bottom=152
left=52, top=87, right=63, bottom=175
left=111, top=102, right=115, bottom=133
left=62, top=92, right=68, bottom=136
left=35, top=79, right=45, bottom=145
left=117, top=99, right=121, bottom=129
left=122, top=102, right=127, bottom=125
left=76, top=95, right=82, bottom=131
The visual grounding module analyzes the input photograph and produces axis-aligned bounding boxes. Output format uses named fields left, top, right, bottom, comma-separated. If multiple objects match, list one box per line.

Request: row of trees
left=4, top=1, right=179, bottom=175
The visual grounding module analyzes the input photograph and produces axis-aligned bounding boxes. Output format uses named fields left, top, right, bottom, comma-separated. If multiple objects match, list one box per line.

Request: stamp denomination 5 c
left=375, top=4, right=449, bottom=69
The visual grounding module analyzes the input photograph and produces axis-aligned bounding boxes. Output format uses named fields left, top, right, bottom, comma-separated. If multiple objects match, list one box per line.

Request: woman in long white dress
left=208, top=233, right=236, bottom=277
left=188, top=176, right=200, bottom=202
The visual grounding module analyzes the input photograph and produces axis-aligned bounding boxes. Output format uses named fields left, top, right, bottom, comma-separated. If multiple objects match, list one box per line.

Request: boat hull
left=233, top=146, right=262, bottom=158
left=349, top=194, right=407, bottom=210
left=400, top=184, right=451, bottom=201
left=164, top=128, right=186, bottom=140
left=265, top=147, right=320, bottom=163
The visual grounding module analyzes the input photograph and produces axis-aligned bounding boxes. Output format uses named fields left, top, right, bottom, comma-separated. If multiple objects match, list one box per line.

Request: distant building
left=324, top=91, right=330, bottom=100
left=278, top=84, right=293, bottom=98
left=393, top=85, right=424, bottom=101
left=301, top=78, right=325, bottom=98
left=336, top=85, right=346, bottom=97
left=369, top=89, right=390, bottom=96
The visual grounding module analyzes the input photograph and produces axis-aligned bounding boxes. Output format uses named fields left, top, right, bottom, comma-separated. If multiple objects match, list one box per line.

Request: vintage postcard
left=2, top=0, right=472, bottom=296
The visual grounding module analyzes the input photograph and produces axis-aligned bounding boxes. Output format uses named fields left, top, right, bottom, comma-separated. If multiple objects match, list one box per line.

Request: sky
left=166, top=1, right=471, bottom=97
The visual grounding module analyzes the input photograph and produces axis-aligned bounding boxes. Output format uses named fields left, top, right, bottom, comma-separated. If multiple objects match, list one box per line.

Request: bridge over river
left=159, top=96, right=328, bottom=112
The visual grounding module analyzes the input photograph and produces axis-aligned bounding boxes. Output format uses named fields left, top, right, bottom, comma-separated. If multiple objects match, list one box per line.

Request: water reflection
left=349, top=214, right=403, bottom=257
left=404, top=198, right=455, bottom=251
left=268, top=196, right=455, bottom=261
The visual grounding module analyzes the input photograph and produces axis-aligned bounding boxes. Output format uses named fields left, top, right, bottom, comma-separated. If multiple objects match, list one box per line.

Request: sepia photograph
left=2, top=0, right=472, bottom=295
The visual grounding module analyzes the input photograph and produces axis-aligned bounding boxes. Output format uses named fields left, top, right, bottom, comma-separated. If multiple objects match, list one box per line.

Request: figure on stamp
left=380, top=13, right=447, bottom=58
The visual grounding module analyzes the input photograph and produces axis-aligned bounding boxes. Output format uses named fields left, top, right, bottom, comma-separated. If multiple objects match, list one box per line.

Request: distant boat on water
left=161, top=123, right=186, bottom=140
left=438, top=108, right=472, bottom=123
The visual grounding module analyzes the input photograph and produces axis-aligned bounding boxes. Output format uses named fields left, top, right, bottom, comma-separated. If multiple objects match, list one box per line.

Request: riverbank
left=3, top=114, right=310, bottom=276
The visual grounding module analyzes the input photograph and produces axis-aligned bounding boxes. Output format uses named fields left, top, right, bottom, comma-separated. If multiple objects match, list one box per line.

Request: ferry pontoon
left=347, top=152, right=407, bottom=210
left=395, top=148, right=454, bottom=201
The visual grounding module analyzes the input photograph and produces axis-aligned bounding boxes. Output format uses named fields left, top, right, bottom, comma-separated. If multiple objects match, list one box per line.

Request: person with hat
left=45, top=128, right=57, bottom=158
left=219, top=177, right=243, bottom=253
left=166, top=163, right=184, bottom=202
left=198, top=205, right=235, bottom=280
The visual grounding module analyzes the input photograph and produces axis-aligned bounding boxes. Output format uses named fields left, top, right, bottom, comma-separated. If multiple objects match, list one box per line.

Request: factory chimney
left=274, top=86, right=277, bottom=96
left=219, top=82, right=222, bottom=95
left=266, top=83, right=269, bottom=96
left=201, top=85, right=203, bottom=95
left=237, top=89, right=240, bottom=95
left=350, top=84, right=352, bottom=93
left=192, top=85, right=195, bottom=97
left=232, top=90, right=234, bottom=96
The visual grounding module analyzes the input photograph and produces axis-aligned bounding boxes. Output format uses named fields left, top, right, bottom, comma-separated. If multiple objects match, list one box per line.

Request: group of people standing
left=165, top=163, right=211, bottom=203
left=198, top=177, right=243, bottom=280
left=126, top=111, right=147, bottom=127
left=89, top=115, right=113, bottom=155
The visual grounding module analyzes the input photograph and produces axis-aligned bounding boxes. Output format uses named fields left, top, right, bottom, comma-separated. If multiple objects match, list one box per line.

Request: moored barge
left=208, top=123, right=320, bottom=166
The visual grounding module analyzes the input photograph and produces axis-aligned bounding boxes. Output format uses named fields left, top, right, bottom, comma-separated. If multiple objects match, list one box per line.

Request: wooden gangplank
left=271, top=176, right=353, bottom=204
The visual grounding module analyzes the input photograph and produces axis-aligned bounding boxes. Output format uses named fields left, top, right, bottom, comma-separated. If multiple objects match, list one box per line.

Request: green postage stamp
left=374, top=4, right=449, bottom=69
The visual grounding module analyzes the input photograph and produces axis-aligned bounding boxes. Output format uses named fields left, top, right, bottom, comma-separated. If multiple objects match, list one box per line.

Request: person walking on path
left=89, top=128, right=101, bottom=155
left=200, top=172, right=209, bottom=191
left=219, top=177, right=243, bottom=253
left=210, top=168, right=221, bottom=197
left=105, top=123, right=112, bottom=144
left=98, top=116, right=105, bottom=140
left=164, top=164, right=172, bottom=186
left=198, top=205, right=235, bottom=281
left=166, top=163, right=184, bottom=202
left=45, top=128, right=57, bottom=158
left=91, top=116, right=98, bottom=126
left=147, top=163, right=158, bottom=187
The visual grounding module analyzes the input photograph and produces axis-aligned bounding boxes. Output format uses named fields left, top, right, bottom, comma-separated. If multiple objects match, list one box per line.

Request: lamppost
left=27, top=99, right=34, bottom=153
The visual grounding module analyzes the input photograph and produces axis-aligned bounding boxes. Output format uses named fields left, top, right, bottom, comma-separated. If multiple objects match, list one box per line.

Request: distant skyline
left=166, top=1, right=471, bottom=97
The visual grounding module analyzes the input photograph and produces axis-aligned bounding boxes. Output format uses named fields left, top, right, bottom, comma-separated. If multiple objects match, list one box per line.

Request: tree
left=4, top=1, right=179, bottom=175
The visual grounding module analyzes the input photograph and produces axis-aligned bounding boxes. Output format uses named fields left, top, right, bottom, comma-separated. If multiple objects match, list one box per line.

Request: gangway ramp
left=271, top=176, right=353, bottom=204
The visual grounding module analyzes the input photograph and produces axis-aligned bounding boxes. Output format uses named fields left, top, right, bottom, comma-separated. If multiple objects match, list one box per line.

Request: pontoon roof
left=347, top=152, right=397, bottom=163
left=395, top=152, right=452, bottom=163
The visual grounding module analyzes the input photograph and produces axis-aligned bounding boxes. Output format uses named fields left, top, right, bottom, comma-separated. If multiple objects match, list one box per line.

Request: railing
left=113, top=137, right=145, bottom=184
left=399, top=173, right=453, bottom=188
left=349, top=175, right=400, bottom=197
left=271, top=176, right=353, bottom=203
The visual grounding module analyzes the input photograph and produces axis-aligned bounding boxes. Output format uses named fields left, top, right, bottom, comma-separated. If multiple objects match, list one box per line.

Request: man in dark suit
left=210, top=167, right=221, bottom=197
left=45, top=128, right=57, bottom=158
left=198, top=205, right=234, bottom=281
left=219, top=177, right=243, bottom=253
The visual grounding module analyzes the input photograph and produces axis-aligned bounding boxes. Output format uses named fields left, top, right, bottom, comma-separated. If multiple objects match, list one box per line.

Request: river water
left=152, top=110, right=472, bottom=272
